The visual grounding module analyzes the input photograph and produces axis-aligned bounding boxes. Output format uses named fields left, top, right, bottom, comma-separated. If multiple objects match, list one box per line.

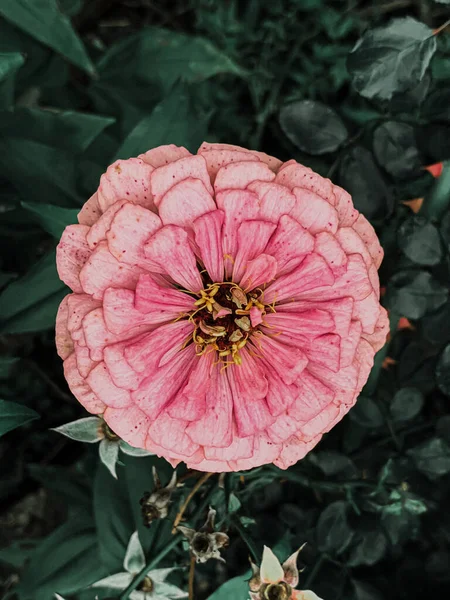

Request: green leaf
left=398, top=216, right=442, bottom=266
left=17, top=517, right=106, bottom=600
left=420, top=160, right=450, bottom=220
left=21, top=201, right=78, bottom=238
left=228, top=492, right=242, bottom=514
left=408, top=438, right=450, bottom=479
left=373, top=122, right=421, bottom=179
left=0, top=108, right=115, bottom=154
left=309, top=451, right=356, bottom=477
left=0, top=52, right=24, bottom=108
left=349, top=395, right=384, bottom=428
left=114, top=86, right=207, bottom=160
left=347, top=531, right=388, bottom=566
left=390, top=388, right=424, bottom=422
left=206, top=573, right=250, bottom=600
left=436, top=344, right=450, bottom=396
left=347, top=17, right=436, bottom=101
left=279, top=100, right=348, bottom=155
left=316, top=501, right=354, bottom=554
left=386, top=270, right=448, bottom=320
left=0, top=399, right=39, bottom=437
left=422, top=88, right=450, bottom=121
left=0, top=249, right=66, bottom=333
left=96, top=26, right=244, bottom=93
left=339, top=146, right=392, bottom=221
left=0, top=0, right=95, bottom=75
left=28, top=464, right=92, bottom=512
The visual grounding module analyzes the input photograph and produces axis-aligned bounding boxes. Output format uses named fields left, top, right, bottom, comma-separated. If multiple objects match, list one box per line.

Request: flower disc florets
left=56, top=142, right=388, bottom=472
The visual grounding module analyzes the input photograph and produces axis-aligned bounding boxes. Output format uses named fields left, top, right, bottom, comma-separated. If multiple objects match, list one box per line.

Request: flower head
left=56, top=142, right=388, bottom=472
left=140, top=466, right=179, bottom=525
left=178, top=507, right=229, bottom=563
left=249, top=546, right=322, bottom=600
left=91, top=531, right=187, bottom=600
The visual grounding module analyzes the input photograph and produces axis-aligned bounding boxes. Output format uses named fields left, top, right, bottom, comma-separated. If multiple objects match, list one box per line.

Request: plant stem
left=188, top=555, right=196, bottom=600
left=172, top=472, right=214, bottom=533
left=233, top=517, right=260, bottom=562
left=304, top=554, right=326, bottom=588
left=118, top=536, right=182, bottom=600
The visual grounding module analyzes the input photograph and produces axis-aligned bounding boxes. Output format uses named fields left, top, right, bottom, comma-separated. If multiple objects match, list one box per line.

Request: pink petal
left=74, top=334, right=98, bottom=377
left=151, top=155, right=213, bottom=207
left=276, top=297, right=354, bottom=338
left=232, top=220, right=276, bottom=282
left=98, top=158, right=155, bottom=212
left=299, top=402, right=341, bottom=438
left=193, top=210, right=225, bottom=283
left=353, top=214, right=384, bottom=268
left=249, top=306, right=264, bottom=327
left=264, top=215, right=314, bottom=276
left=267, top=412, right=301, bottom=443
left=103, top=404, right=150, bottom=448
left=314, top=232, right=347, bottom=276
left=132, top=346, right=196, bottom=419
left=168, top=351, right=214, bottom=421
left=103, top=333, right=149, bottom=391
left=158, top=178, right=216, bottom=227
left=204, top=427, right=254, bottom=461
left=198, top=141, right=282, bottom=172
left=86, top=199, right=127, bottom=249
left=304, top=333, right=341, bottom=372
left=259, top=360, right=299, bottom=415
left=248, top=181, right=296, bottom=223
left=264, top=309, right=335, bottom=339
left=230, top=432, right=281, bottom=471
left=340, top=320, right=362, bottom=367
left=55, top=296, right=73, bottom=359
left=56, top=225, right=91, bottom=293
left=78, top=192, right=102, bottom=226
left=144, top=225, right=203, bottom=292
left=362, top=306, right=389, bottom=352
left=79, top=241, right=143, bottom=300
left=240, top=254, right=278, bottom=291
left=308, top=362, right=358, bottom=406
left=288, top=371, right=334, bottom=422
left=198, top=149, right=259, bottom=180
left=353, top=291, right=382, bottom=334
left=264, top=253, right=334, bottom=305
left=87, top=362, right=131, bottom=408
left=186, top=367, right=233, bottom=448
left=275, top=162, right=334, bottom=201
left=336, top=227, right=372, bottom=267
left=291, top=188, right=339, bottom=234
left=214, top=160, right=275, bottom=194
left=148, top=412, right=200, bottom=457
left=139, top=144, right=191, bottom=168
left=63, top=353, right=104, bottom=413
left=67, top=294, right=102, bottom=340
left=227, top=349, right=273, bottom=437
left=274, top=434, right=321, bottom=469
left=334, top=185, right=358, bottom=226
left=355, top=339, right=376, bottom=390
left=133, top=273, right=195, bottom=319
left=107, top=203, right=162, bottom=270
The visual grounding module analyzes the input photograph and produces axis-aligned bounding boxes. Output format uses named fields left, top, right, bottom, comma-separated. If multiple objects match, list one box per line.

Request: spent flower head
left=140, top=466, right=180, bottom=526
left=91, top=531, right=187, bottom=600
left=249, top=545, right=322, bottom=600
left=52, top=416, right=153, bottom=478
left=178, top=507, right=229, bottom=563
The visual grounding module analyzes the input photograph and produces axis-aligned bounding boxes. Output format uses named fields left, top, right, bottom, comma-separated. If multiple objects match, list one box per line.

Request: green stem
left=304, top=554, right=326, bottom=588
left=118, top=535, right=182, bottom=600
left=233, top=517, right=260, bottom=562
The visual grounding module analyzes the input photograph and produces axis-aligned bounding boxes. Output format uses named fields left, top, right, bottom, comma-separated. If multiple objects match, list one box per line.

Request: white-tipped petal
left=124, top=531, right=146, bottom=574
left=91, top=572, right=133, bottom=589
left=99, top=438, right=120, bottom=478
left=52, top=416, right=102, bottom=443
left=260, top=546, right=284, bottom=584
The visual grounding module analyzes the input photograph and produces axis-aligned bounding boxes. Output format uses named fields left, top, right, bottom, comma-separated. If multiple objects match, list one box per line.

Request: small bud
left=140, top=468, right=178, bottom=526
left=178, top=507, right=229, bottom=563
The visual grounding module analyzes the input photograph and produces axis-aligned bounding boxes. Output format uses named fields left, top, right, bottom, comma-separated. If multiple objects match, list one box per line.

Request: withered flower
left=177, top=507, right=229, bottom=563
left=140, top=467, right=179, bottom=526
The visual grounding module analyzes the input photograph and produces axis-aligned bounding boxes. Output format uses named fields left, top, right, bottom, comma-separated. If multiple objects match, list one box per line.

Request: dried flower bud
left=140, top=467, right=178, bottom=526
left=178, top=507, right=229, bottom=563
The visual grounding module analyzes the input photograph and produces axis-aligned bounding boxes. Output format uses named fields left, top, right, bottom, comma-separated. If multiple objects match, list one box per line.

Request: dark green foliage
left=0, top=2, right=450, bottom=600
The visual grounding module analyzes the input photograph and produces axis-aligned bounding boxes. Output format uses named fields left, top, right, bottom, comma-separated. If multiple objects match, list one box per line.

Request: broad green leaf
left=96, top=26, right=244, bottom=92
left=420, top=160, right=450, bottom=220
left=21, top=201, right=78, bottom=238
left=279, top=100, right=348, bottom=155
left=0, top=249, right=66, bottom=333
left=309, top=451, right=356, bottom=478
left=349, top=396, right=384, bottom=428
left=347, top=531, right=388, bottom=566
left=0, top=0, right=95, bottom=74
left=0, top=137, right=81, bottom=206
left=114, top=86, right=207, bottom=159
left=347, top=17, right=436, bottom=101
left=339, top=146, right=392, bottom=221
left=422, top=88, right=450, bottom=121
left=408, top=438, right=450, bottom=479
left=0, top=108, right=115, bottom=154
left=0, top=399, right=39, bottom=437
left=52, top=416, right=102, bottom=443
left=316, top=501, right=354, bottom=554
left=17, top=517, right=106, bottom=600
left=386, top=270, right=448, bottom=320
left=206, top=573, right=250, bottom=600
left=0, top=52, right=24, bottom=108
left=0, top=539, right=38, bottom=568
left=373, top=122, right=421, bottom=179
left=398, top=216, right=442, bottom=266
left=436, top=344, right=450, bottom=396
left=390, top=388, right=424, bottom=422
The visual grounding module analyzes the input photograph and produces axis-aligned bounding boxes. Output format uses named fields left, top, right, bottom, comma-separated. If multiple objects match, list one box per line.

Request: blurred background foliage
left=1, top=0, right=450, bottom=599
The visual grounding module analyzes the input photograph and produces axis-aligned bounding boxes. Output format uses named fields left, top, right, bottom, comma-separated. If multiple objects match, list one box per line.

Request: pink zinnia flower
left=55, top=142, right=388, bottom=472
